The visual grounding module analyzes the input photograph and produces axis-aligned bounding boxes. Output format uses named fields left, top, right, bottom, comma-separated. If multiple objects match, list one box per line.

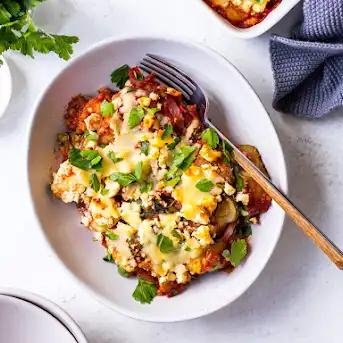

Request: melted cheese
left=120, top=202, right=142, bottom=228
left=173, top=165, right=224, bottom=224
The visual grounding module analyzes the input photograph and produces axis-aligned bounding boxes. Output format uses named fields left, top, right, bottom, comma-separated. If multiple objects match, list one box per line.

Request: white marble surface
left=1, top=0, right=343, bottom=342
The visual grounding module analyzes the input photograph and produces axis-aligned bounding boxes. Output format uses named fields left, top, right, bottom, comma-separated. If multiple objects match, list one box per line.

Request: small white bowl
left=0, top=288, right=88, bottom=343
left=0, top=57, right=12, bottom=118
left=200, top=0, right=301, bottom=39
left=27, top=36, right=287, bottom=322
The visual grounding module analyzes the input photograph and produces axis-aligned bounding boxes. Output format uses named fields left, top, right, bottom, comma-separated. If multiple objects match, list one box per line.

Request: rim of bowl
left=26, top=35, right=288, bottom=322
left=0, top=287, right=88, bottom=342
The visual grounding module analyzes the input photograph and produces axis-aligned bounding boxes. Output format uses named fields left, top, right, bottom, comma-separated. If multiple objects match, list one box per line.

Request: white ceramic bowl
left=0, top=288, right=88, bottom=343
left=27, top=36, right=287, bottom=322
left=200, top=0, right=301, bottom=39
left=0, top=57, right=12, bottom=119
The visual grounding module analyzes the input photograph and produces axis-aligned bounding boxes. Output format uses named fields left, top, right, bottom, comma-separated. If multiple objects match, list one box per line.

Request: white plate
left=27, top=36, right=287, bottom=322
left=0, top=288, right=88, bottom=343
left=0, top=57, right=12, bottom=118
left=0, top=295, right=77, bottom=343
left=200, top=0, right=300, bottom=39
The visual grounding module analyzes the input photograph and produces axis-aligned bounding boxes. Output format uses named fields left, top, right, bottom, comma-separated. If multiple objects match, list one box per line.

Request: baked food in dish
left=203, top=0, right=282, bottom=28
left=51, top=65, right=272, bottom=304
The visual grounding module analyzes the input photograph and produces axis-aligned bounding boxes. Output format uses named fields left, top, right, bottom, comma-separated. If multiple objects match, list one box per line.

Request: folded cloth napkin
left=270, top=0, right=343, bottom=117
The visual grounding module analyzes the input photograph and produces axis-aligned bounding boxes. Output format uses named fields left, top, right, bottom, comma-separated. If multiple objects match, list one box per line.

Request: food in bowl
left=203, top=0, right=282, bottom=28
left=50, top=65, right=272, bottom=304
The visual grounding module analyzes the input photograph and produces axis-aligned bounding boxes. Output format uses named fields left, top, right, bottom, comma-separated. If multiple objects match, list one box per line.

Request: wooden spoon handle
left=232, top=149, right=343, bottom=269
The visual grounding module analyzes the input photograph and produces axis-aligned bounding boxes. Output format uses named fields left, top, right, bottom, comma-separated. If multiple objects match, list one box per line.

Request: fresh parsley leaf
left=83, top=130, right=99, bottom=141
left=134, top=161, right=143, bottom=181
left=127, top=88, right=135, bottom=93
left=165, top=176, right=181, bottom=187
left=132, top=277, right=157, bottom=304
left=0, top=2, right=78, bottom=66
left=100, top=188, right=109, bottom=196
left=118, top=266, right=129, bottom=278
left=128, top=107, right=144, bottom=128
left=140, top=180, right=153, bottom=193
left=166, top=146, right=197, bottom=179
left=234, top=165, right=244, bottom=192
left=100, top=143, right=108, bottom=148
left=222, top=239, right=247, bottom=267
left=141, top=141, right=149, bottom=156
left=202, top=128, right=219, bottom=149
left=100, top=100, right=114, bottom=117
left=109, top=172, right=136, bottom=186
left=171, top=229, right=184, bottom=243
left=111, top=65, right=130, bottom=89
left=196, top=179, right=214, bottom=192
left=103, top=249, right=114, bottom=263
left=107, top=151, right=123, bottom=164
left=89, top=173, right=100, bottom=192
left=156, top=234, right=174, bottom=254
left=161, top=123, right=173, bottom=140
left=167, top=137, right=181, bottom=150
left=184, top=246, right=191, bottom=252
left=237, top=223, right=252, bottom=238
left=105, top=230, right=119, bottom=240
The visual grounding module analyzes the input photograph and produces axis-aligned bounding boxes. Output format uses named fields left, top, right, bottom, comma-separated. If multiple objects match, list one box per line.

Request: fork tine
left=141, top=58, right=194, bottom=96
left=139, top=64, right=191, bottom=101
left=146, top=54, right=197, bottom=92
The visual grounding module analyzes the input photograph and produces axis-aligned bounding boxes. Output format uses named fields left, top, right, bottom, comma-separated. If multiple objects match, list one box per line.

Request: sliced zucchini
left=214, top=198, right=238, bottom=230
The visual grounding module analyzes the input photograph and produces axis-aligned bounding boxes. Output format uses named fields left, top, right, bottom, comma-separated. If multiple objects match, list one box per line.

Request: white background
left=1, top=0, right=343, bottom=342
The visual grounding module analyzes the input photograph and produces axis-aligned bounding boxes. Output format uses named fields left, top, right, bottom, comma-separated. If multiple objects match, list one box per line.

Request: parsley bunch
left=0, top=0, right=78, bottom=65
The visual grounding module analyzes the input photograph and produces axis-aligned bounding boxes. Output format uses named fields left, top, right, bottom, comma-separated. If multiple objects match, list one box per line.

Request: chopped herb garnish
left=196, top=179, right=214, bottom=192
left=128, top=107, right=145, bottom=128
left=134, top=161, right=143, bottom=181
left=103, top=249, right=114, bottom=263
left=222, top=140, right=232, bottom=165
left=156, top=234, right=174, bottom=254
left=165, top=176, right=181, bottom=187
left=132, top=277, right=157, bottom=304
left=105, top=230, right=119, bottom=240
left=89, top=173, right=100, bottom=192
left=185, top=246, right=191, bottom=252
left=100, top=100, right=114, bottom=117
left=167, top=137, right=181, bottom=150
left=134, top=70, right=144, bottom=80
left=166, top=146, right=197, bottom=179
left=140, top=181, right=153, bottom=193
left=141, top=141, right=149, bottom=156
left=118, top=266, right=129, bottom=278
left=107, top=151, right=123, bottom=164
left=100, top=143, right=108, bottom=148
left=109, top=172, right=137, bottom=186
left=83, top=130, right=99, bottom=141
left=111, top=65, right=130, bottom=89
left=172, top=229, right=184, bottom=243
left=222, top=239, right=247, bottom=267
left=161, top=123, right=173, bottom=140
left=100, top=188, right=109, bottom=196
left=202, top=128, right=219, bottom=149
left=146, top=108, right=160, bottom=116
left=127, top=88, right=135, bottom=93
left=234, top=165, right=244, bottom=192
left=68, top=148, right=102, bottom=171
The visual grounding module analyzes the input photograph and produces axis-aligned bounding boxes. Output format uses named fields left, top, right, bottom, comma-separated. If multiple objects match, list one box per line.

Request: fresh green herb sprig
left=0, top=0, right=79, bottom=65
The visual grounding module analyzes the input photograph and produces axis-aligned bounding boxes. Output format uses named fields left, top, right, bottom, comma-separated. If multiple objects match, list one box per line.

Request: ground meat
left=217, top=160, right=235, bottom=185
left=65, top=95, right=89, bottom=132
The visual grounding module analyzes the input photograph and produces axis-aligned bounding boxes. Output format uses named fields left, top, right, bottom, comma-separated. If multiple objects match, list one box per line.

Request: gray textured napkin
left=270, top=0, right=343, bottom=117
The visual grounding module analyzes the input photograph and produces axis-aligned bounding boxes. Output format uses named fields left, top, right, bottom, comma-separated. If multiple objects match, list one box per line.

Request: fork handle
left=231, top=148, right=343, bottom=269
